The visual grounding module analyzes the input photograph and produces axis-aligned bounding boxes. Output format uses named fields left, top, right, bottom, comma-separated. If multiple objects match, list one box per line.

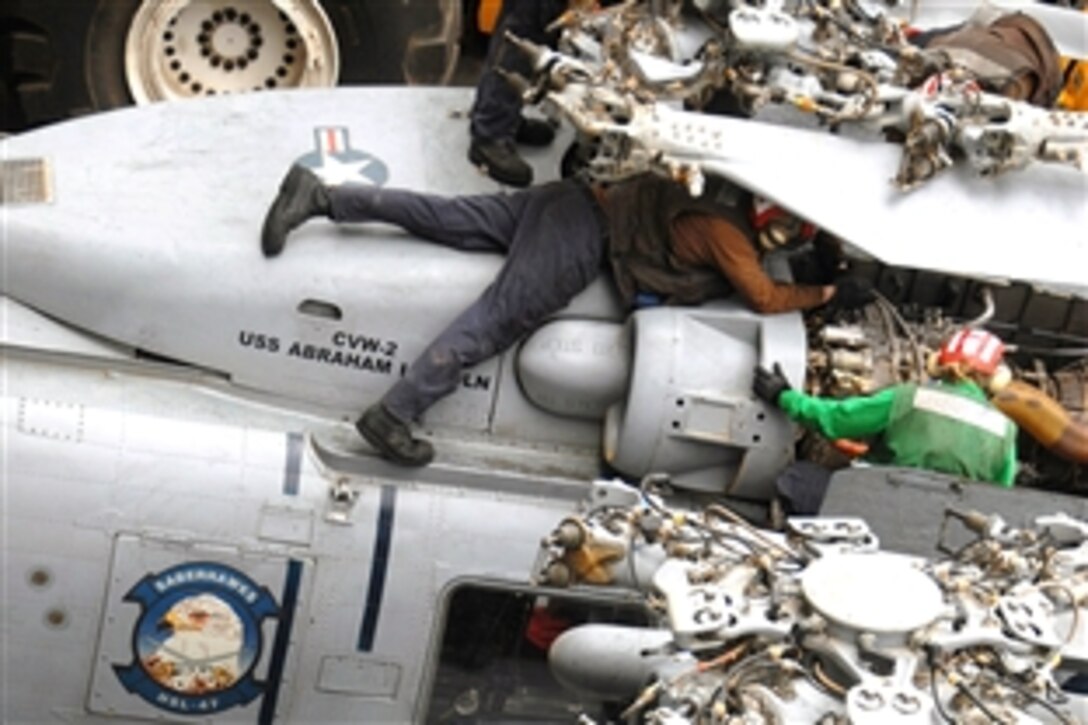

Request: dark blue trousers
left=776, top=461, right=833, bottom=515
left=469, top=0, right=567, bottom=143
left=329, top=180, right=607, bottom=423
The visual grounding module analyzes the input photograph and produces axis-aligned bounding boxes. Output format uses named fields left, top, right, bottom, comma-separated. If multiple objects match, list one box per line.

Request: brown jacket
left=926, top=12, right=1063, bottom=107
left=600, top=175, right=826, bottom=312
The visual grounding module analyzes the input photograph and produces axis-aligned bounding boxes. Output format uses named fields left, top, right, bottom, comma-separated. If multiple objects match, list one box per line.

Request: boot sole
left=260, top=197, right=289, bottom=257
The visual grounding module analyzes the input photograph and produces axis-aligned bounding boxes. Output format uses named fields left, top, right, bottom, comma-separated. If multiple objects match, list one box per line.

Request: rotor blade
left=668, top=112, right=1087, bottom=294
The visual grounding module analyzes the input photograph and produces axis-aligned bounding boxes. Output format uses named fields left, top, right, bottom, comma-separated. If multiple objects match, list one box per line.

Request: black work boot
left=515, top=116, right=557, bottom=147
left=261, top=164, right=332, bottom=257
left=355, top=404, right=435, bottom=467
left=468, top=138, right=533, bottom=188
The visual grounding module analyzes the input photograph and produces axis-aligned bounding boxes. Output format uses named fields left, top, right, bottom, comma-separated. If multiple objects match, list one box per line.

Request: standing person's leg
left=468, top=0, right=566, bottom=187
left=359, top=181, right=608, bottom=465
left=470, top=0, right=562, bottom=145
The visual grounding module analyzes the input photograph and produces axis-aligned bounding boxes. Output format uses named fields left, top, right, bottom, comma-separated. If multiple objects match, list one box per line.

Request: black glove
left=754, top=363, right=792, bottom=405
left=831, top=276, right=876, bottom=310
left=812, top=234, right=845, bottom=280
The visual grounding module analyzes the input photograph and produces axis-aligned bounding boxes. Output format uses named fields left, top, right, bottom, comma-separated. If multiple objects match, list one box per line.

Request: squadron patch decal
left=296, top=126, right=390, bottom=187
left=113, top=562, right=279, bottom=715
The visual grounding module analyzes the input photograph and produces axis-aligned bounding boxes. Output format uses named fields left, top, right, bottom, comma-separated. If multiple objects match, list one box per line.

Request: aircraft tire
left=0, top=0, right=99, bottom=131
left=321, top=0, right=466, bottom=86
left=0, top=0, right=463, bottom=134
left=84, top=0, right=141, bottom=112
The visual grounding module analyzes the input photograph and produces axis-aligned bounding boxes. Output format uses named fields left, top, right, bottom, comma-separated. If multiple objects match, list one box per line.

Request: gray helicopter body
left=2, top=8, right=1086, bottom=715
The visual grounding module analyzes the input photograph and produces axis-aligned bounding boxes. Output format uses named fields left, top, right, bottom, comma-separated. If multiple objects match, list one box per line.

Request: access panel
left=88, top=534, right=310, bottom=721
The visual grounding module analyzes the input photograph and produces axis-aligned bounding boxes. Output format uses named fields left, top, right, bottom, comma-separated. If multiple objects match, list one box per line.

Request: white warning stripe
left=913, top=388, right=1008, bottom=438
left=946, top=329, right=966, bottom=353
left=978, top=334, right=1002, bottom=367
left=953, top=329, right=1002, bottom=368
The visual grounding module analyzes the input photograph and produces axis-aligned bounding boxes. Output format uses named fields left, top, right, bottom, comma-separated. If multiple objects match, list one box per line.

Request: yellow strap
left=1058, top=58, right=1088, bottom=111
left=477, top=0, right=503, bottom=34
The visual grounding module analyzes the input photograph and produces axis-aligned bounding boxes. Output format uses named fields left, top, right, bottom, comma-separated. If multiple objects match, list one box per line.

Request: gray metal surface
left=604, top=300, right=804, bottom=499
left=1, top=346, right=586, bottom=722
left=9, top=80, right=1081, bottom=724
left=0, top=88, right=621, bottom=450
left=0, top=86, right=799, bottom=469
left=820, top=466, right=1088, bottom=557
left=518, top=320, right=631, bottom=420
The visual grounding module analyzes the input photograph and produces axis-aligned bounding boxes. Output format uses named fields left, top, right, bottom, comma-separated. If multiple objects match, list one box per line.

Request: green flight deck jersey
left=777, top=379, right=1018, bottom=486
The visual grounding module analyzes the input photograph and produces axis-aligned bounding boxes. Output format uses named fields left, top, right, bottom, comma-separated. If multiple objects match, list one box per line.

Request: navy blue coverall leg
left=328, top=179, right=607, bottom=423
left=469, top=0, right=567, bottom=144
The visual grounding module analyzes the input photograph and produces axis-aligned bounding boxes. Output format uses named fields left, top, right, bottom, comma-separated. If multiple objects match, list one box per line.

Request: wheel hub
left=201, top=14, right=259, bottom=66
left=125, top=0, right=338, bottom=103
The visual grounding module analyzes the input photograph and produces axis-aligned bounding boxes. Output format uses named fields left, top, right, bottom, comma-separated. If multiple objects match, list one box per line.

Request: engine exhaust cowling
left=603, top=303, right=805, bottom=500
